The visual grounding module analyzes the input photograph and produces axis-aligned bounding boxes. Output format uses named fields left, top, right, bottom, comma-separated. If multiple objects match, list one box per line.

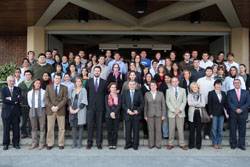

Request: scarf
left=24, top=80, right=33, bottom=88
left=31, top=89, right=43, bottom=117
left=113, top=71, right=120, bottom=79
left=192, top=92, right=200, bottom=101
left=108, top=94, right=118, bottom=106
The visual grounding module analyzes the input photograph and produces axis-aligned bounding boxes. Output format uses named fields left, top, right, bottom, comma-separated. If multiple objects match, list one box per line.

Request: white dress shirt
left=197, top=76, right=215, bottom=104
left=223, top=76, right=246, bottom=92
left=27, top=89, right=46, bottom=108
left=151, top=91, right=157, bottom=100
left=224, top=61, right=239, bottom=72
left=199, top=60, right=213, bottom=69
left=215, top=91, right=222, bottom=102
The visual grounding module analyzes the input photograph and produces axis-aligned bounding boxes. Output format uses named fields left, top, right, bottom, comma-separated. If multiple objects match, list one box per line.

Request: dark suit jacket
left=227, top=89, right=250, bottom=120
left=190, top=67, right=205, bottom=81
left=106, top=72, right=125, bottom=93
left=105, top=94, right=121, bottom=118
left=179, top=78, right=193, bottom=95
left=208, top=90, right=227, bottom=116
left=86, top=78, right=107, bottom=112
left=45, top=84, right=68, bottom=116
left=245, top=74, right=250, bottom=90
left=122, top=89, right=144, bottom=120
left=1, top=86, right=21, bottom=119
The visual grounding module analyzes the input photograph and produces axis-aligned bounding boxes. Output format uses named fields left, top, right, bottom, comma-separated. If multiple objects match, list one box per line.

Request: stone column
left=27, top=26, right=46, bottom=57
left=231, top=28, right=249, bottom=71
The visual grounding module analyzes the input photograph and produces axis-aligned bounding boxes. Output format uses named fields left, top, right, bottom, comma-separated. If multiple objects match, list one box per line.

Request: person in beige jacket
left=166, top=77, right=188, bottom=150
left=45, top=74, right=68, bottom=150
left=144, top=81, right=166, bottom=149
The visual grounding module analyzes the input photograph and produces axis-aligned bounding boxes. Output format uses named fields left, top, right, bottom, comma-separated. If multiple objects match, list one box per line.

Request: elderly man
left=166, top=77, right=187, bottom=150
left=1, top=75, right=22, bottom=150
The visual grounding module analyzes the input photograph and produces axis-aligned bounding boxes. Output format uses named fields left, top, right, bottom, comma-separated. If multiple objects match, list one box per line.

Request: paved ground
left=0, top=146, right=250, bottom=167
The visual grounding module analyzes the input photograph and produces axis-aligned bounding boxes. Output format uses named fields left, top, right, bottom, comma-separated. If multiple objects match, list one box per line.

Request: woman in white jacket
left=187, top=82, right=205, bottom=149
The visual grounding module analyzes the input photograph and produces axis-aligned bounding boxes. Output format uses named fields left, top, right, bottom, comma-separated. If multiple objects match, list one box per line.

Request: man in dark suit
left=122, top=80, right=144, bottom=150
left=86, top=66, right=107, bottom=149
left=1, top=75, right=22, bottom=150
left=227, top=79, right=250, bottom=150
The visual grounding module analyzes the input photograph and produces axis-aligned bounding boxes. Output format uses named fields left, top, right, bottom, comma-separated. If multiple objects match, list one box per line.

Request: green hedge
left=0, top=63, right=16, bottom=89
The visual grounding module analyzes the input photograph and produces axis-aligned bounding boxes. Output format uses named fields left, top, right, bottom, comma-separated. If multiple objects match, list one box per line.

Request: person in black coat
left=122, top=80, right=144, bottom=150
left=128, top=61, right=143, bottom=85
left=86, top=66, right=107, bottom=149
left=227, top=79, right=250, bottom=150
left=106, top=63, right=125, bottom=94
left=159, top=74, right=172, bottom=97
left=190, top=59, right=205, bottom=82
left=105, top=82, right=122, bottom=149
left=208, top=80, right=228, bottom=149
left=1, top=75, right=22, bottom=150
left=179, top=70, right=193, bottom=95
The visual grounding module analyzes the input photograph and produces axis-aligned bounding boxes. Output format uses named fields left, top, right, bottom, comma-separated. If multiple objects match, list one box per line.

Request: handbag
left=200, top=107, right=210, bottom=123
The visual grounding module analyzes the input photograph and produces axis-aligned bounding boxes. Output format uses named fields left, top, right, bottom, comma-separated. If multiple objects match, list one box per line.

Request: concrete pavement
left=0, top=146, right=250, bottom=167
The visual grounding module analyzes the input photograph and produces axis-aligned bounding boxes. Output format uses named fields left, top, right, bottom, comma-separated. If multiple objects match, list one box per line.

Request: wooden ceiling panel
left=0, top=0, right=53, bottom=34
left=231, top=0, right=250, bottom=27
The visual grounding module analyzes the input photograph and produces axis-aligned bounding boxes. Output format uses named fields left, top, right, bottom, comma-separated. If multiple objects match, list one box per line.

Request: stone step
left=19, top=138, right=249, bottom=147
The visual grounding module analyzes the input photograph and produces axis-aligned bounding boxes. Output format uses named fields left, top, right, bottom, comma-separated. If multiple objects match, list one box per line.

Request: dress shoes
left=47, top=146, right=53, bottom=150
left=86, top=145, right=92, bottom=150
left=97, top=145, right=102, bottom=150
left=239, top=146, right=246, bottom=151
left=179, top=145, right=188, bottom=150
left=124, top=145, right=132, bottom=150
left=3, top=145, right=8, bottom=150
left=166, top=145, right=174, bottom=150
left=59, top=146, right=64, bottom=150
left=133, top=146, right=138, bottom=150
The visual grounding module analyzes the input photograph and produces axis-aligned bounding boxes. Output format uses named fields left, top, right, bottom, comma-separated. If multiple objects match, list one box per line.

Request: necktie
left=95, top=78, right=99, bottom=92
left=175, top=87, right=178, bottom=99
left=55, top=86, right=58, bottom=96
left=10, top=87, right=13, bottom=97
left=130, top=91, right=134, bottom=104
left=236, top=89, right=240, bottom=101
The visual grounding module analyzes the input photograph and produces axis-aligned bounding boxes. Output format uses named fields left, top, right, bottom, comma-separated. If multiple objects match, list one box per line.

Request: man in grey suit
left=144, top=81, right=166, bottom=149
left=166, top=77, right=188, bottom=150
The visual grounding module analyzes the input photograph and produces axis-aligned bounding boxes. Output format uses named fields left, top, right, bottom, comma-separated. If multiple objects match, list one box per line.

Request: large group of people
left=1, top=49, right=250, bottom=151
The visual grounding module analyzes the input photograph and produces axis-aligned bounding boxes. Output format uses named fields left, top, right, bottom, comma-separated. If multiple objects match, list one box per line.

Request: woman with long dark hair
left=107, top=63, right=125, bottom=94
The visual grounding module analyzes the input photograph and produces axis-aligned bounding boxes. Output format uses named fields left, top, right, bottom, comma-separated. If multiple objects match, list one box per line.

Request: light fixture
left=190, top=11, right=201, bottom=24
left=135, top=0, right=147, bottom=14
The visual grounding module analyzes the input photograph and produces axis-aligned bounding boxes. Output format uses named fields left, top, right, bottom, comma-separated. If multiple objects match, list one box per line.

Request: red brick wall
left=0, top=35, right=27, bottom=66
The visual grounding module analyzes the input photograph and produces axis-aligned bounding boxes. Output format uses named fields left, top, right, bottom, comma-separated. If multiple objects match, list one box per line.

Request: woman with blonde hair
left=187, top=82, right=205, bottom=149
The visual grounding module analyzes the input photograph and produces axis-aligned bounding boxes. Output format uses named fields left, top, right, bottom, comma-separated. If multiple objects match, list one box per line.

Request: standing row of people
left=2, top=49, right=250, bottom=151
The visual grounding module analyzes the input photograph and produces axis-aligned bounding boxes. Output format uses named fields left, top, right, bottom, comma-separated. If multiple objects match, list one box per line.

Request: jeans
left=162, top=112, right=169, bottom=138
left=211, top=115, right=224, bottom=145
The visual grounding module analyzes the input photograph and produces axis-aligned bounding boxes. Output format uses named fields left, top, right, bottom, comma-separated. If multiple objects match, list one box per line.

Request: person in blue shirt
left=108, top=52, right=127, bottom=74
left=140, top=50, right=151, bottom=68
